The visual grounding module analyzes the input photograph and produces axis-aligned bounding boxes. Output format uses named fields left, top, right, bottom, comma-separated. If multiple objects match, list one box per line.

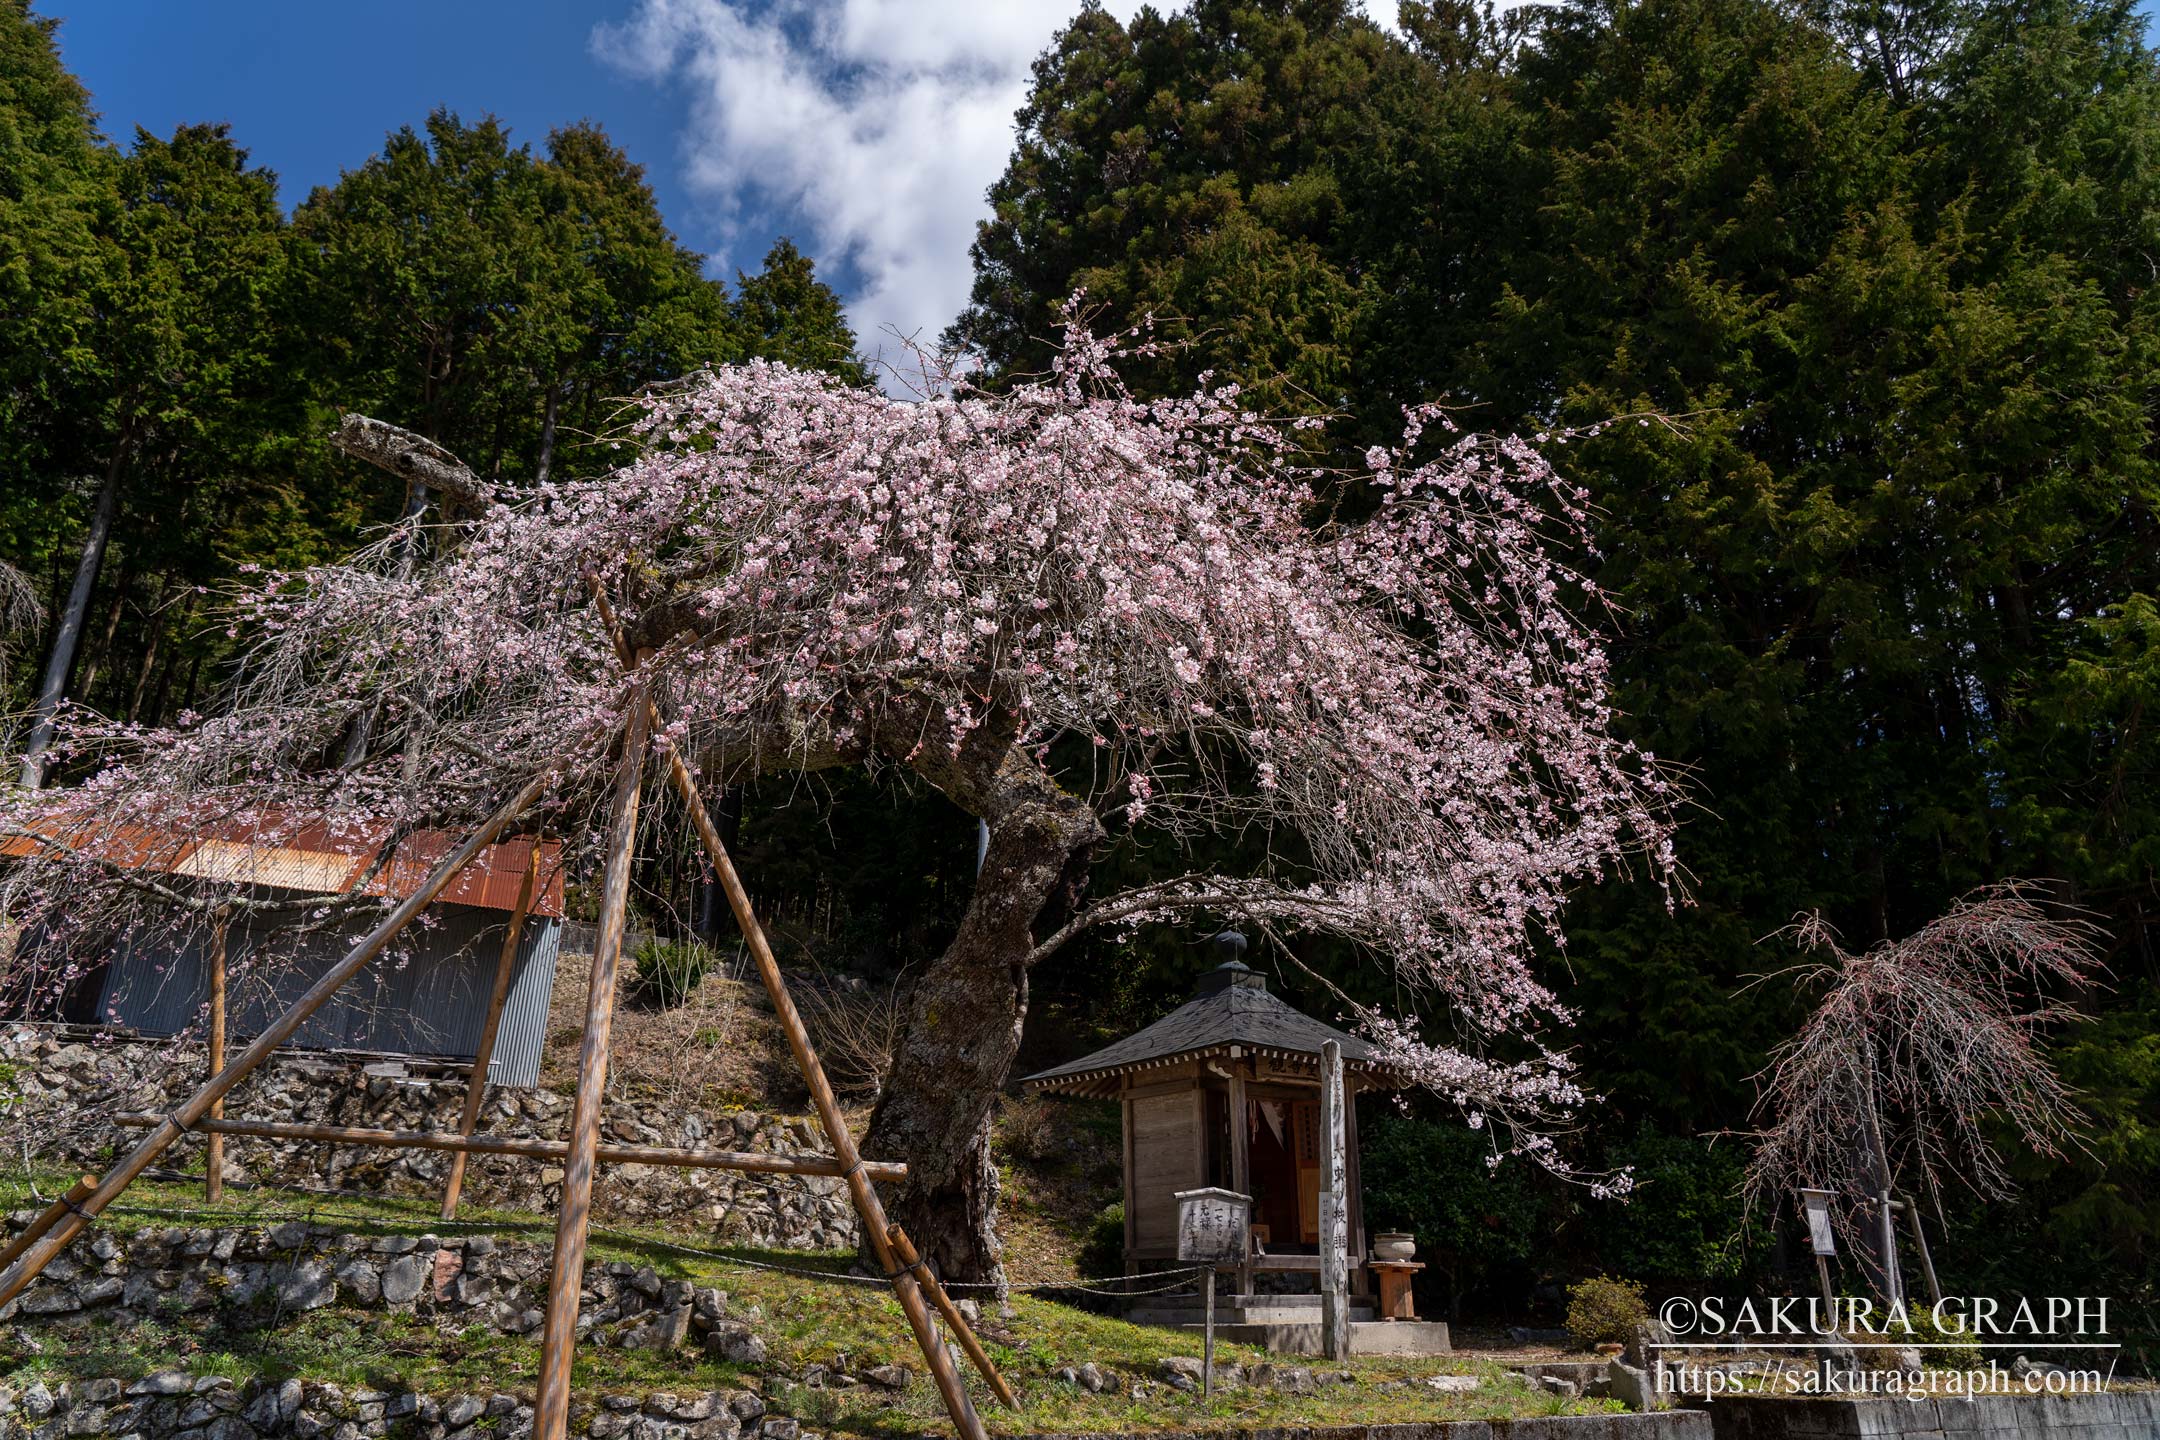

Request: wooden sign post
left=1318, top=1039, right=1350, bottom=1362
left=1798, top=1187, right=1838, bottom=1313
left=205, top=918, right=229, bottom=1204
left=1175, top=1187, right=1250, bottom=1398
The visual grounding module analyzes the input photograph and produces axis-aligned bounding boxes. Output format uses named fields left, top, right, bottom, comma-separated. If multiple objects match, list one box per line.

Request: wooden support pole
left=589, top=576, right=989, bottom=1440
left=206, top=920, right=228, bottom=1204
left=0, top=767, right=558, bottom=1311
left=1226, top=1063, right=1252, bottom=1300
left=665, top=740, right=989, bottom=1438
left=1318, top=1039, right=1350, bottom=1363
left=888, top=1224, right=1020, bottom=1409
left=669, top=747, right=989, bottom=1440
left=109, top=1115, right=907, bottom=1183
left=0, top=1176, right=97, bottom=1275
left=1900, top=1194, right=1943, bottom=1307
left=442, top=853, right=540, bottom=1220
left=534, top=686, right=650, bottom=1440
left=1858, top=1041, right=1905, bottom=1311
left=1878, top=1188, right=1903, bottom=1312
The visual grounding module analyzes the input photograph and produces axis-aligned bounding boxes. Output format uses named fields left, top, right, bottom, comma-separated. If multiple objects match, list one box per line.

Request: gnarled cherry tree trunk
left=862, top=736, right=1101, bottom=1287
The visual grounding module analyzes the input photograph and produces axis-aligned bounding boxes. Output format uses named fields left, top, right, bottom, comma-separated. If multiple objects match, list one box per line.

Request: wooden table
left=1369, top=1260, right=1425, bottom=1320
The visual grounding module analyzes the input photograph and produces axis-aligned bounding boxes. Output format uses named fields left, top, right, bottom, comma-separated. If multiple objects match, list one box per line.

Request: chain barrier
left=90, top=1172, right=1212, bottom=1300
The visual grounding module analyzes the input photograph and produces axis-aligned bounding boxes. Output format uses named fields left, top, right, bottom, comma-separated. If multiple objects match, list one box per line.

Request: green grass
left=0, top=1173, right=1618, bottom=1435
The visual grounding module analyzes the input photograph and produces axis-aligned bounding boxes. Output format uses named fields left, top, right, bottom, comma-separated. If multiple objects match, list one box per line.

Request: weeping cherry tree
left=1, top=316, right=1676, bottom=1283
left=1746, top=883, right=2102, bottom=1290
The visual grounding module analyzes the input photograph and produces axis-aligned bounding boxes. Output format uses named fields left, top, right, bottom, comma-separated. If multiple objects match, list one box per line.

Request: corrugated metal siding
left=489, top=913, right=560, bottom=1088
left=96, top=905, right=561, bottom=1088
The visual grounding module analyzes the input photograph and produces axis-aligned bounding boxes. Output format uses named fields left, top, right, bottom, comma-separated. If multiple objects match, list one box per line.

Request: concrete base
left=1015, top=1416, right=1710, bottom=1440
left=1130, top=1294, right=1378, bottom=1328
left=1182, top=1319, right=1453, bottom=1357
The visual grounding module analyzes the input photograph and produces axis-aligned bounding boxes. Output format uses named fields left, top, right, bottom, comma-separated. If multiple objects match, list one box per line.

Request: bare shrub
left=995, top=1093, right=1061, bottom=1165
left=797, top=969, right=907, bottom=1102
left=543, top=939, right=761, bottom=1121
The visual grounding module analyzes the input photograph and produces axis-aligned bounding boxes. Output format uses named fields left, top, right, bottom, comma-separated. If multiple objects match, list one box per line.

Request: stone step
left=1172, top=1319, right=1452, bottom=1357
left=1127, top=1298, right=1380, bottom=1326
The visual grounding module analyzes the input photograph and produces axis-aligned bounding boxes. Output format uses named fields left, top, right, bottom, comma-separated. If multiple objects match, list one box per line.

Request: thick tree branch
left=330, top=413, right=496, bottom=510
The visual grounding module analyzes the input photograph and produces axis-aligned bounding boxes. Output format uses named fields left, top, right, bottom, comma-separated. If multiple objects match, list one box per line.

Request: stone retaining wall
left=0, top=1375, right=787, bottom=1440
left=1705, top=1393, right=2160, bottom=1438
left=0, top=1380, right=1706, bottom=1440
left=0, top=1221, right=790, bottom=1362
left=1014, top=1417, right=1714, bottom=1440
left=0, top=1026, right=857, bottom=1250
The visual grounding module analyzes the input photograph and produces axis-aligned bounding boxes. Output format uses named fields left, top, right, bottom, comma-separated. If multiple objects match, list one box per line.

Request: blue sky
left=42, top=0, right=1154, bottom=362
left=44, top=3, right=777, bottom=278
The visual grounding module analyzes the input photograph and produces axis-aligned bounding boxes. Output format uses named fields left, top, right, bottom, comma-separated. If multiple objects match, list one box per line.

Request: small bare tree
left=1746, top=883, right=2103, bottom=1261
left=797, top=968, right=910, bottom=1103
left=0, top=560, right=39, bottom=685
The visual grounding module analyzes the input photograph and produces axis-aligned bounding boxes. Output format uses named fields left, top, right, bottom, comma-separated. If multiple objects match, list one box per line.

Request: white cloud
left=601, top=1, right=1412, bottom=377
left=595, top=1, right=1152, bottom=374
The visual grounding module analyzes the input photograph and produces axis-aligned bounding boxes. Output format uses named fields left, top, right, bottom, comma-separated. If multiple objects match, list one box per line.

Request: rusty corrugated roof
left=175, top=838, right=370, bottom=893
left=1, top=810, right=565, bottom=918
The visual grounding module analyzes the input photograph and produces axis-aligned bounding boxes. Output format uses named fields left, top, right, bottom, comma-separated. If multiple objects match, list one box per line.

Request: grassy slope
left=0, top=967, right=1626, bottom=1432
left=0, top=1175, right=1618, bottom=1436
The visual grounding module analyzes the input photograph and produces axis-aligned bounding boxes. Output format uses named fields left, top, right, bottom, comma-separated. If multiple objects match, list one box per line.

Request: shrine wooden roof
left=1022, top=961, right=1393, bottom=1097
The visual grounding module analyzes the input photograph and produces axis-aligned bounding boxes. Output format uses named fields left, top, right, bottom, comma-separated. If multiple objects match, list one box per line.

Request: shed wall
left=96, top=904, right=561, bottom=1087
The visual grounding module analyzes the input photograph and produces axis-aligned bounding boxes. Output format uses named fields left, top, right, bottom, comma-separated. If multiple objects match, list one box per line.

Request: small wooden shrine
left=1023, top=940, right=1399, bottom=1302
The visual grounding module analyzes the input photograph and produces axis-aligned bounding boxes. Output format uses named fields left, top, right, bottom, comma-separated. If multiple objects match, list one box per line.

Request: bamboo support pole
left=587, top=579, right=989, bottom=1440
left=206, top=920, right=228, bottom=1204
left=667, top=751, right=986, bottom=1440
left=109, top=1114, right=906, bottom=1182
left=442, top=854, right=541, bottom=1219
left=1858, top=1041, right=1906, bottom=1310
left=533, top=685, right=649, bottom=1440
left=0, top=767, right=558, bottom=1311
left=1900, top=1193, right=1944, bottom=1306
left=888, top=1224, right=1020, bottom=1409
left=0, top=1176, right=97, bottom=1275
